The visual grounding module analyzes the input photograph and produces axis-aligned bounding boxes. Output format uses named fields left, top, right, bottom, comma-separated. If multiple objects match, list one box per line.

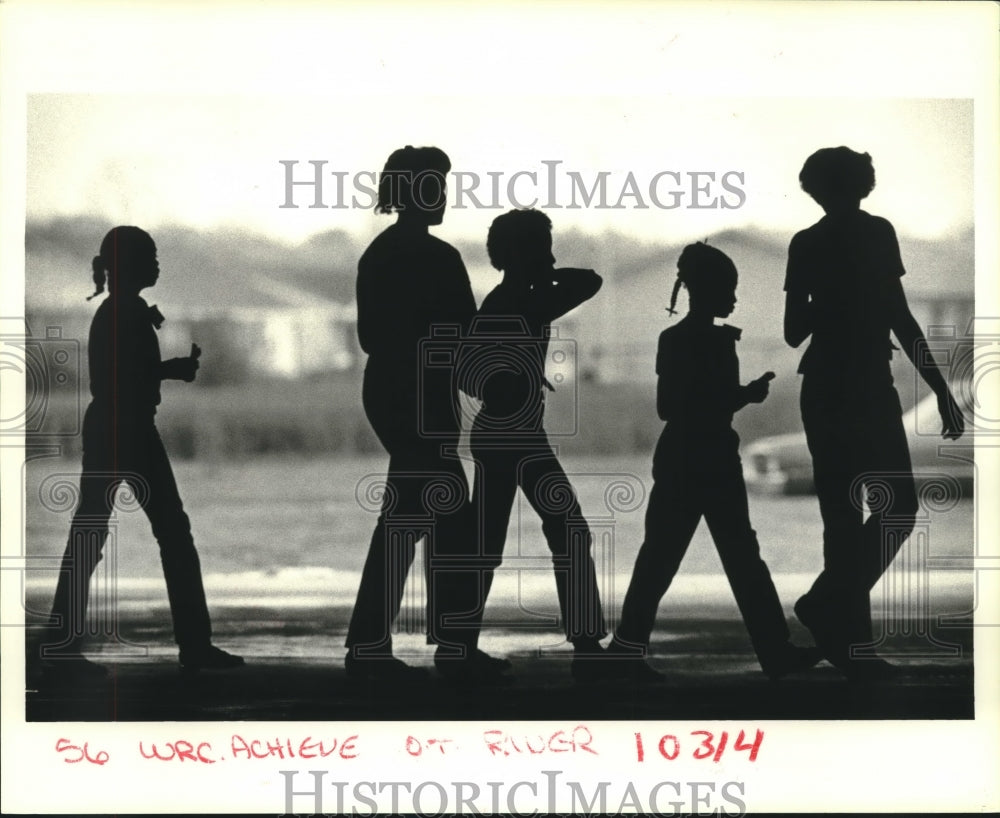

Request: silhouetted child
left=40, top=226, right=243, bottom=677
left=609, top=242, right=818, bottom=682
left=465, top=209, right=609, bottom=682
left=785, top=147, right=964, bottom=678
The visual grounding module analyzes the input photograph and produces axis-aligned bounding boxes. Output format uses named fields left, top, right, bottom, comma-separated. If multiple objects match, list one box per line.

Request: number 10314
left=634, top=729, right=764, bottom=763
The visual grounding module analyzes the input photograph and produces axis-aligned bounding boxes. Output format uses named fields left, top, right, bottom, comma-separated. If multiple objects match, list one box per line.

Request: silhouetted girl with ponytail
left=609, top=242, right=818, bottom=682
left=42, top=226, right=243, bottom=676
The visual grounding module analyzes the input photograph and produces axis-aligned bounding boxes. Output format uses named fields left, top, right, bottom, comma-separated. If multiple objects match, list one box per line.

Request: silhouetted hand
left=165, top=344, right=201, bottom=382
left=745, top=371, right=775, bottom=404
left=937, top=390, right=965, bottom=440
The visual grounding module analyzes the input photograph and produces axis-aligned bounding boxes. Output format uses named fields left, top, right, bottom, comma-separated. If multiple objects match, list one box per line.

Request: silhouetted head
left=376, top=145, right=450, bottom=226
left=669, top=242, right=738, bottom=319
left=88, top=226, right=159, bottom=300
left=486, top=209, right=555, bottom=283
left=799, top=147, right=875, bottom=214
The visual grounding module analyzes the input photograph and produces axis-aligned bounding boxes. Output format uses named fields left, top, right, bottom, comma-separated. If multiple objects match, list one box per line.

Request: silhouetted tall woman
left=785, top=147, right=964, bottom=678
left=44, top=226, right=243, bottom=676
left=346, top=146, right=486, bottom=682
left=609, top=243, right=818, bottom=682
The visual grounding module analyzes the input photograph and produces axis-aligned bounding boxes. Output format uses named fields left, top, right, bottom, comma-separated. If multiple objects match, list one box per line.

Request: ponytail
left=666, top=275, right=684, bottom=315
left=86, top=256, right=106, bottom=301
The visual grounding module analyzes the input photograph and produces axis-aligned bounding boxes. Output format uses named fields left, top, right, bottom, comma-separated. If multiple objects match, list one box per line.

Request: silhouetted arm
left=784, top=291, right=813, bottom=348
left=655, top=368, right=676, bottom=423
left=889, top=279, right=964, bottom=439
left=355, top=252, right=379, bottom=356
left=734, top=372, right=775, bottom=411
left=160, top=344, right=201, bottom=382
left=532, top=268, right=602, bottom=323
left=658, top=326, right=770, bottom=423
left=89, top=301, right=162, bottom=415
left=451, top=250, right=478, bottom=336
left=655, top=330, right=684, bottom=422
left=783, top=234, right=812, bottom=348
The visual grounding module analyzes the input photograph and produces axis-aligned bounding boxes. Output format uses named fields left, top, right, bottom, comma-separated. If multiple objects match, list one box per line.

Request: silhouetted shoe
left=794, top=597, right=899, bottom=680
left=604, top=639, right=666, bottom=684
left=570, top=648, right=628, bottom=684
left=760, top=644, right=823, bottom=681
left=40, top=653, right=109, bottom=679
left=474, top=648, right=513, bottom=674
left=794, top=594, right=826, bottom=638
left=179, top=645, right=245, bottom=674
left=344, top=652, right=428, bottom=683
left=434, top=647, right=513, bottom=686
left=794, top=595, right=844, bottom=658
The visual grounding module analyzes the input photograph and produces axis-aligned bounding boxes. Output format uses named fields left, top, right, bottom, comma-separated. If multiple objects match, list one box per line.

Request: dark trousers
left=346, top=373, right=472, bottom=654
left=799, top=379, right=918, bottom=645
left=616, top=429, right=790, bottom=663
left=47, top=404, right=213, bottom=654
left=466, top=430, right=607, bottom=646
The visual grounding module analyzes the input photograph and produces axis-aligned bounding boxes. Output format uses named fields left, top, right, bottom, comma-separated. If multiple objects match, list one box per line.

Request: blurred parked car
left=743, top=390, right=975, bottom=496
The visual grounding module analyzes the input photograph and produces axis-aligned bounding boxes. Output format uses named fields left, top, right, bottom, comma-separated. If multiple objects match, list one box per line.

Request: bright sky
left=27, top=94, right=971, bottom=244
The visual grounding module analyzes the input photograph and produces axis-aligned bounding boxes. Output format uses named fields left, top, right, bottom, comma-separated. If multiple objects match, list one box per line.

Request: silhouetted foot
left=434, top=647, right=513, bottom=686
left=760, top=644, right=823, bottom=681
left=179, top=645, right=245, bottom=675
left=570, top=647, right=627, bottom=684
left=619, top=657, right=666, bottom=685
left=794, top=597, right=900, bottom=680
left=605, top=639, right=666, bottom=685
left=794, top=594, right=845, bottom=660
left=344, top=652, right=428, bottom=684
left=480, top=649, right=513, bottom=674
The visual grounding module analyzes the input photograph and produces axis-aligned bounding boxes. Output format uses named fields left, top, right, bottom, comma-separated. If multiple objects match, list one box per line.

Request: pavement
left=23, top=606, right=975, bottom=722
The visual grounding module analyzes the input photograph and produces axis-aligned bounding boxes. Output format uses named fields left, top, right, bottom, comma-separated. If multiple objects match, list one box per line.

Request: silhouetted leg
left=860, top=392, right=918, bottom=592
left=139, top=428, right=213, bottom=652
left=703, top=456, right=790, bottom=663
left=518, top=443, right=606, bottom=644
left=46, top=470, right=119, bottom=655
left=462, top=439, right=519, bottom=649
left=615, top=462, right=701, bottom=650
left=422, top=445, right=475, bottom=650
left=800, top=385, right=868, bottom=644
left=345, top=451, right=421, bottom=656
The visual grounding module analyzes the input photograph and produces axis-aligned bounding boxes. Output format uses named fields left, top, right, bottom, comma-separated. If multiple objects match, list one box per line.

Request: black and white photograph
left=2, top=2, right=998, bottom=815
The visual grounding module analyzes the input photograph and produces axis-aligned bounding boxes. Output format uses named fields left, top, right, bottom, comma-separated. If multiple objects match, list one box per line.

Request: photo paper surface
left=1, top=2, right=998, bottom=814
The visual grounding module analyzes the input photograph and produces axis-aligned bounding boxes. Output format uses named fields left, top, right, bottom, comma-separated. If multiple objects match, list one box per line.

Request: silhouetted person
left=608, top=243, right=819, bottom=683
left=462, top=209, right=609, bottom=683
left=785, top=147, right=964, bottom=679
left=41, top=226, right=243, bottom=677
left=346, top=146, right=506, bottom=683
